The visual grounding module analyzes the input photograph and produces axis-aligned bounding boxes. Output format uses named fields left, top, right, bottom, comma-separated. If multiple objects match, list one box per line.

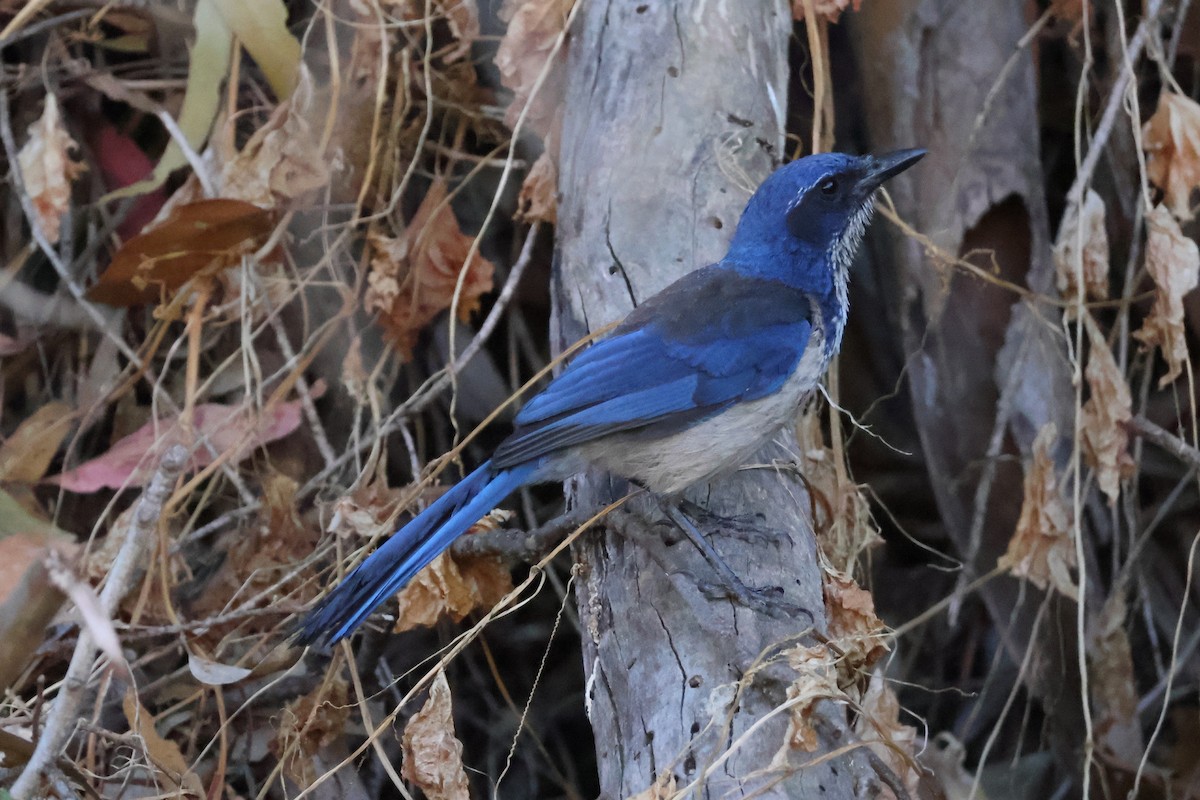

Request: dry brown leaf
left=627, top=773, right=677, bottom=800
left=0, top=528, right=76, bottom=606
left=1143, top=91, right=1200, bottom=220
left=401, top=670, right=471, bottom=800
left=88, top=198, right=275, bottom=307
left=823, top=571, right=887, bottom=676
left=1134, top=205, right=1200, bottom=386
left=393, top=548, right=512, bottom=632
left=999, top=423, right=1077, bottom=597
left=366, top=180, right=496, bottom=359
left=495, top=0, right=570, bottom=140
left=16, top=94, right=86, bottom=244
left=1081, top=316, right=1134, bottom=505
left=797, top=410, right=882, bottom=572
left=1048, top=0, right=1084, bottom=22
left=854, top=671, right=920, bottom=800
left=770, top=644, right=842, bottom=766
left=220, top=66, right=331, bottom=207
left=1088, top=588, right=1142, bottom=770
left=1054, top=188, right=1109, bottom=302
left=0, top=401, right=73, bottom=483
left=123, top=689, right=205, bottom=796
left=271, top=676, right=350, bottom=787
left=439, top=0, right=480, bottom=62
left=791, top=0, right=864, bottom=23
left=517, top=150, right=558, bottom=224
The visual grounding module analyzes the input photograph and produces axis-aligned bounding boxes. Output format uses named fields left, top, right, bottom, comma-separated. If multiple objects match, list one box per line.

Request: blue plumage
left=297, top=149, right=925, bottom=646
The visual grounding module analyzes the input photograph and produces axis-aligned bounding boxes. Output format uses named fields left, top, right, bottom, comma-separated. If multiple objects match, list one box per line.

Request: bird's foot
left=696, top=576, right=813, bottom=622
left=677, top=501, right=789, bottom=547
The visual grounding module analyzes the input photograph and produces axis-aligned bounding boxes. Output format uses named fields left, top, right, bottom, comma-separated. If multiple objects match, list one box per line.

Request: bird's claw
left=678, top=503, right=789, bottom=547
left=696, top=577, right=812, bottom=622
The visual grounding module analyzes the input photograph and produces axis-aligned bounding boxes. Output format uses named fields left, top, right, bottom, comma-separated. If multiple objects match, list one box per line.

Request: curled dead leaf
left=272, top=676, right=350, bottom=788
left=402, top=670, right=471, bottom=800
left=770, top=644, right=842, bottom=767
left=1143, top=91, right=1200, bottom=220
left=366, top=180, right=496, bottom=360
left=797, top=411, right=882, bottom=572
left=792, top=0, right=864, bottom=23
left=999, top=423, right=1077, bottom=597
left=1087, top=588, right=1142, bottom=770
left=220, top=66, right=331, bottom=207
left=1134, top=205, right=1200, bottom=386
left=517, top=150, right=558, bottom=223
left=393, top=548, right=512, bottom=632
left=1081, top=316, right=1134, bottom=505
left=1054, top=188, right=1109, bottom=302
left=495, top=0, right=570, bottom=140
left=854, top=671, right=921, bottom=800
left=17, top=94, right=86, bottom=244
left=823, top=571, right=888, bottom=676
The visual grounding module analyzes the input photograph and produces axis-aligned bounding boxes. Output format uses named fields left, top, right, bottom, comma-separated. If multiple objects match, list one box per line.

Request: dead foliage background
left=0, top=0, right=1197, bottom=798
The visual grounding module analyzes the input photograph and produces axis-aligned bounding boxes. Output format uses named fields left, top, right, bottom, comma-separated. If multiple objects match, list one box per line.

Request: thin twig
left=1127, top=415, right=1200, bottom=471
left=1062, top=0, right=1166, bottom=209
left=11, top=445, right=188, bottom=800
left=451, top=507, right=596, bottom=563
left=299, top=221, right=543, bottom=497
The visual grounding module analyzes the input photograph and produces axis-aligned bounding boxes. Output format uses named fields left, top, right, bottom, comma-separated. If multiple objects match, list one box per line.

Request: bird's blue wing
left=492, top=267, right=815, bottom=468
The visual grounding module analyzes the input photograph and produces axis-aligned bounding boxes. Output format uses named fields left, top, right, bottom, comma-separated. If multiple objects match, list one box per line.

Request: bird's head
left=726, top=149, right=925, bottom=284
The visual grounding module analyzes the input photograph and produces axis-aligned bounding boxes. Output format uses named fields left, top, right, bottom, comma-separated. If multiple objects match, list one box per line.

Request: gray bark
left=553, top=2, right=872, bottom=797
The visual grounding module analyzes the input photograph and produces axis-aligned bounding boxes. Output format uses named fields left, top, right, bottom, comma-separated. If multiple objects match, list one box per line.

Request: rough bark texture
left=847, top=0, right=1086, bottom=769
left=553, top=2, right=870, bottom=798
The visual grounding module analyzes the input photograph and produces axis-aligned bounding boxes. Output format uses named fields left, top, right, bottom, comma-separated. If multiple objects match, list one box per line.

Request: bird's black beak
left=860, top=148, right=926, bottom=194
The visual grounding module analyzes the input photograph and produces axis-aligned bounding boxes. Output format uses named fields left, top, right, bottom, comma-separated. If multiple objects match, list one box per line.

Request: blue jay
left=298, top=149, right=925, bottom=645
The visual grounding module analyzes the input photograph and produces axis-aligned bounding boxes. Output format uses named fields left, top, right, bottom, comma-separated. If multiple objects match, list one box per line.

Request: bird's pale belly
left=574, top=342, right=828, bottom=495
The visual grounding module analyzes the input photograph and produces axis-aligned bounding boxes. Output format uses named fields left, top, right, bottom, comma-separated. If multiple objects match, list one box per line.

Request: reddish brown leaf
left=999, top=423, right=1077, bottom=597
left=90, top=124, right=167, bottom=240
left=401, top=671, right=471, bottom=800
left=49, top=384, right=323, bottom=493
left=366, top=181, right=496, bottom=359
left=1082, top=316, right=1134, bottom=505
left=1054, top=188, right=1109, bottom=302
left=1143, top=91, right=1200, bottom=220
left=88, top=199, right=275, bottom=307
left=17, top=94, right=86, bottom=245
left=1134, top=205, right=1200, bottom=386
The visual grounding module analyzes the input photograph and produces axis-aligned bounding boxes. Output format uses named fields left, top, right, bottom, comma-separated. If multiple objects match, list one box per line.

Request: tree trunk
left=553, top=2, right=871, bottom=797
left=847, top=0, right=1087, bottom=772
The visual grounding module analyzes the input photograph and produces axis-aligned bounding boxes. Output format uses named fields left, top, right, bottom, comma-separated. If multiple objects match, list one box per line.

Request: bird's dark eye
left=819, top=177, right=838, bottom=196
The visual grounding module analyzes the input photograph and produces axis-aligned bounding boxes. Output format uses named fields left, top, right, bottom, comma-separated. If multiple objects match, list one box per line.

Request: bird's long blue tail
left=296, top=459, right=534, bottom=645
